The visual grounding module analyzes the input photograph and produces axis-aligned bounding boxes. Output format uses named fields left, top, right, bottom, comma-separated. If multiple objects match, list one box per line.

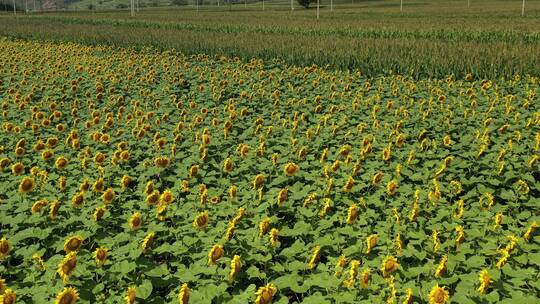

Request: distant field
left=0, top=0, right=539, bottom=78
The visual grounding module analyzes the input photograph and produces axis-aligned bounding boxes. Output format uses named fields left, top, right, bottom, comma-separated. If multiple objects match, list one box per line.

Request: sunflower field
left=0, top=38, right=539, bottom=304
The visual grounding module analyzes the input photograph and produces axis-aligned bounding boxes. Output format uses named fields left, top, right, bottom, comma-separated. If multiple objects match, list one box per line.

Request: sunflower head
left=178, top=283, right=190, bottom=304
left=365, top=234, right=378, bottom=254
left=382, top=256, right=399, bottom=277
left=57, top=252, right=77, bottom=283
left=141, top=232, right=156, bottom=252
left=207, top=244, right=224, bottom=265
left=101, top=188, right=116, bottom=203
left=125, top=286, right=136, bottom=304
left=160, top=189, right=174, bottom=204
left=64, top=236, right=83, bottom=253
left=255, top=283, right=277, bottom=304
left=283, top=162, right=299, bottom=176
left=55, top=286, right=79, bottom=304
left=0, top=238, right=10, bottom=259
left=18, top=176, right=35, bottom=193
left=129, top=213, right=142, bottom=231
left=0, top=288, right=16, bottom=304
left=223, top=158, right=233, bottom=173
left=429, top=284, right=449, bottom=304
left=193, top=211, right=209, bottom=230
left=93, top=247, right=108, bottom=266
left=229, top=255, right=242, bottom=282
left=346, top=204, right=358, bottom=224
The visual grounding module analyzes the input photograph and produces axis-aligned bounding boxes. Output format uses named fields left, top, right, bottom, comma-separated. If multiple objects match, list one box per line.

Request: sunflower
left=160, top=189, right=174, bottom=204
left=71, top=192, right=84, bottom=208
left=228, top=185, right=237, bottom=199
left=382, top=256, right=399, bottom=277
left=269, top=228, right=279, bottom=247
left=188, top=165, right=198, bottom=178
left=31, top=200, right=49, bottom=213
left=92, top=178, right=104, bottom=193
left=146, top=191, right=160, bottom=205
left=0, top=238, right=10, bottom=259
left=129, top=213, right=142, bottom=231
left=386, top=180, right=398, bottom=196
left=524, top=221, right=539, bottom=242
left=55, top=156, right=69, bottom=170
left=55, top=287, right=79, bottom=304
left=455, top=226, right=465, bottom=246
left=343, top=259, right=360, bottom=288
left=193, top=211, right=209, bottom=230
left=93, top=247, right=108, bottom=266
left=207, top=244, right=224, bottom=265
left=141, top=232, right=155, bottom=252
left=472, top=269, right=491, bottom=295
left=254, top=283, right=277, bottom=304
left=93, top=206, right=106, bottom=221
left=0, top=288, right=16, bottom=304
left=276, top=188, right=288, bottom=207
left=259, top=218, right=271, bottom=237
left=346, top=204, right=358, bottom=224
left=252, top=174, right=265, bottom=189
left=343, top=176, right=356, bottom=192
left=125, top=286, right=136, bottom=304
left=57, top=252, right=77, bottom=282
left=360, top=268, right=370, bottom=288
left=49, top=200, right=60, bottom=219
left=0, top=277, right=6, bottom=294
left=222, top=158, right=233, bottom=173
left=434, top=255, right=448, bottom=278
left=178, top=283, right=189, bottom=304
left=64, top=236, right=83, bottom=253
left=11, top=162, right=24, bottom=175
left=18, top=176, right=35, bottom=193
left=228, top=255, right=242, bottom=282
left=308, top=246, right=320, bottom=270
left=372, top=172, right=384, bottom=186
left=101, top=188, right=116, bottom=204
left=365, top=234, right=378, bottom=254
left=144, top=181, right=154, bottom=195
left=428, top=284, right=449, bottom=304
left=283, top=162, right=299, bottom=176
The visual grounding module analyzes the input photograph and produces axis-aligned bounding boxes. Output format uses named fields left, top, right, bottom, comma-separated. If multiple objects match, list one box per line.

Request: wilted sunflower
left=93, top=247, right=108, bottom=266
left=64, top=235, right=83, bottom=253
left=57, top=252, right=77, bottom=282
left=207, top=244, right=224, bottom=265
left=18, top=176, right=35, bottom=193
left=55, top=286, right=79, bottom=304
left=254, top=283, right=277, bottom=304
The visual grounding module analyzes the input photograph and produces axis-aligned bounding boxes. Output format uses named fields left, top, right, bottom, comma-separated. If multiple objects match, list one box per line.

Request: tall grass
left=0, top=0, right=538, bottom=78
